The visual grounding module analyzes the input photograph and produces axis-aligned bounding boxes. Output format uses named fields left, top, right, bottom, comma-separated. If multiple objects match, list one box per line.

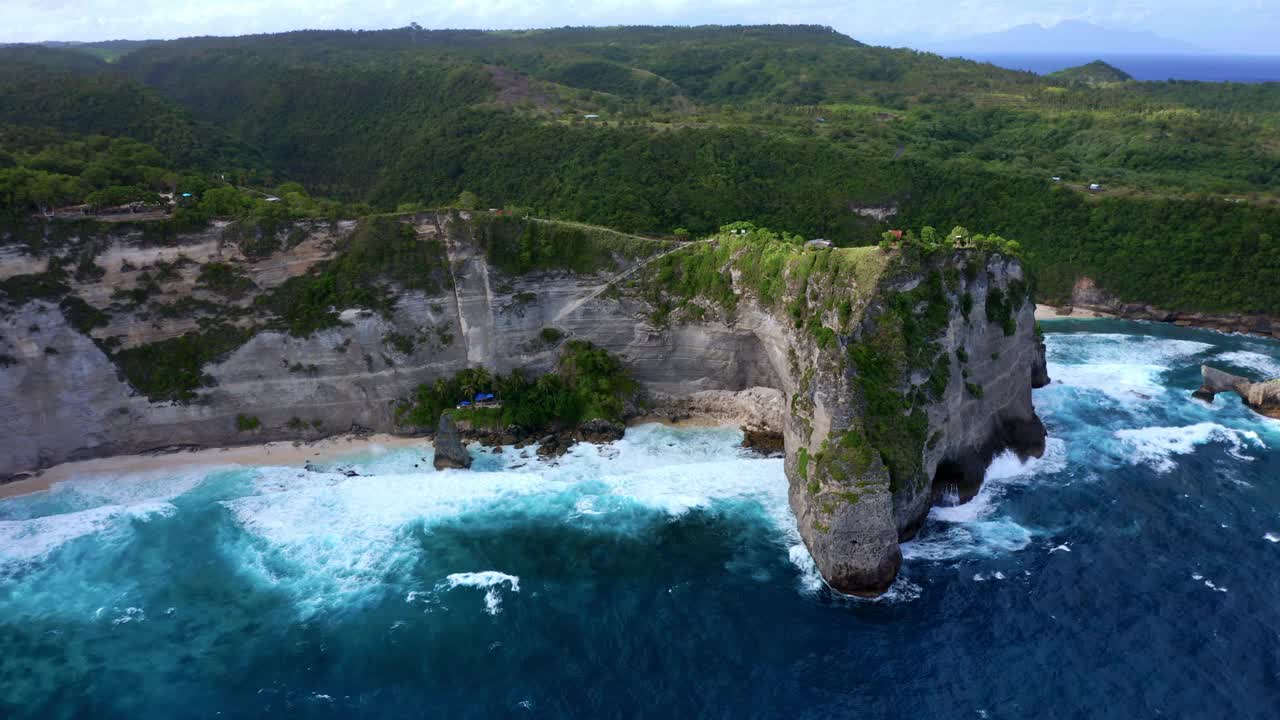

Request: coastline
left=0, top=416, right=748, bottom=502
left=1034, top=303, right=1116, bottom=321
left=0, top=433, right=431, bottom=501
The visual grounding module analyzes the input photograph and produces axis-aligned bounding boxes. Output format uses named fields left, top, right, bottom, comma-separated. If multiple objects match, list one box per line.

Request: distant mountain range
left=913, top=20, right=1205, bottom=56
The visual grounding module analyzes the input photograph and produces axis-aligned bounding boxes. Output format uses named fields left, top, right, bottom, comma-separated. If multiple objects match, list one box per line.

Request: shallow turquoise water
left=1, top=320, right=1278, bottom=718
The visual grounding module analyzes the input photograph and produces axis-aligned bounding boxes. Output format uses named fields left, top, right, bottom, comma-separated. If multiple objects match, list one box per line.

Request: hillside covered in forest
left=2, top=24, right=1278, bottom=316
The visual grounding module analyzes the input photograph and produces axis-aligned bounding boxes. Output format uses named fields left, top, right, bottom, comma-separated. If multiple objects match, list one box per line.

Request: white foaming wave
left=786, top=543, right=922, bottom=603
left=0, top=501, right=175, bottom=568
left=1045, top=334, right=1213, bottom=400
left=523, top=424, right=753, bottom=480
left=984, top=437, right=1069, bottom=481
left=1264, top=533, right=1280, bottom=543
left=1046, top=333, right=1213, bottom=367
left=50, top=469, right=207, bottom=509
left=901, top=520, right=1032, bottom=562
left=1113, top=422, right=1265, bottom=473
left=445, top=570, right=520, bottom=591
left=221, top=431, right=792, bottom=614
left=596, top=457, right=788, bottom=522
left=1046, top=362, right=1169, bottom=401
left=222, top=467, right=560, bottom=614
left=906, top=438, right=1064, bottom=562
left=441, top=571, right=521, bottom=615
left=930, top=437, right=1067, bottom=524
left=788, top=543, right=825, bottom=595
left=1215, top=350, right=1280, bottom=380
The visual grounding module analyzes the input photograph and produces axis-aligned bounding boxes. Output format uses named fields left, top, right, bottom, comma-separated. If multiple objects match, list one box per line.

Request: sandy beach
left=1034, top=303, right=1117, bottom=320
left=0, top=416, right=744, bottom=502
left=0, top=433, right=432, bottom=501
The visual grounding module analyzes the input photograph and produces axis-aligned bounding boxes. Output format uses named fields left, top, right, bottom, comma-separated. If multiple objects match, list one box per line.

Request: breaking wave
left=1215, top=350, right=1280, bottom=380
left=1044, top=333, right=1213, bottom=401
left=217, top=425, right=791, bottom=615
left=1113, top=423, right=1265, bottom=473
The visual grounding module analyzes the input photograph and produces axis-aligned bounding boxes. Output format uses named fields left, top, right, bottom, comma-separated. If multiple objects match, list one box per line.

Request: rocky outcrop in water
left=0, top=212, right=1047, bottom=596
left=1193, top=366, right=1280, bottom=418
left=432, top=413, right=472, bottom=470
left=573, top=418, right=625, bottom=444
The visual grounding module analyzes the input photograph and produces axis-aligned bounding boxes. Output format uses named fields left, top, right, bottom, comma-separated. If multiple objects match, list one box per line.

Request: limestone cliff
left=0, top=212, right=1047, bottom=595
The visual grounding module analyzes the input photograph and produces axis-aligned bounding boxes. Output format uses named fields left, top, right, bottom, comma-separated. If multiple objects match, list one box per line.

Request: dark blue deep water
left=963, top=53, right=1280, bottom=83
left=2, top=320, right=1279, bottom=718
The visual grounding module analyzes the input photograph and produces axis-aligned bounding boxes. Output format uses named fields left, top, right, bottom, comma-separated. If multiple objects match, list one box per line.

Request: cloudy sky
left=2, top=0, right=1276, bottom=53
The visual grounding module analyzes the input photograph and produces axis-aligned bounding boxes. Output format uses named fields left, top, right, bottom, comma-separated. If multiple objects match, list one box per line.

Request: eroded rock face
left=775, top=253, right=1047, bottom=596
left=0, top=214, right=1048, bottom=596
left=1194, top=365, right=1280, bottom=418
left=742, top=426, right=784, bottom=456
left=432, top=413, right=472, bottom=470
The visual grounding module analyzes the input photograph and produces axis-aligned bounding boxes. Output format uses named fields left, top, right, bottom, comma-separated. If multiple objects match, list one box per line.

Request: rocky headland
left=0, top=212, right=1047, bottom=595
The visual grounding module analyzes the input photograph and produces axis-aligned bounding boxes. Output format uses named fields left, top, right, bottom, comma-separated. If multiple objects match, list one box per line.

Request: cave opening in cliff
left=932, top=459, right=967, bottom=507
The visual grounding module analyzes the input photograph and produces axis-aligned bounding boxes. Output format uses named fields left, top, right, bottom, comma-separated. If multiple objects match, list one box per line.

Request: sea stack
left=433, top=413, right=472, bottom=470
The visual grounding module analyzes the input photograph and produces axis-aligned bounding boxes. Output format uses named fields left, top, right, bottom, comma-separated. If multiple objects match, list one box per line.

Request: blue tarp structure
left=457, top=400, right=472, bottom=407
left=475, top=392, right=495, bottom=402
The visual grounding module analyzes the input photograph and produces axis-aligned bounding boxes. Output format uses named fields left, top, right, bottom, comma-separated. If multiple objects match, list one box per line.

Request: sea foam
left=901, top=437, right=1065, bottom=562
left=220, top=425, right=792, bottom=615
left=1113, top=422, right=1264, bottom=473
left=1215, top=350, right=1280, bottom=380
left=930, top=437, right=1066, bottom=525
left=0, top=501, right=175, bottom=570
left=441, top=571, right=521, bottom=615
left=1045, top=334, right=1213, bottom=401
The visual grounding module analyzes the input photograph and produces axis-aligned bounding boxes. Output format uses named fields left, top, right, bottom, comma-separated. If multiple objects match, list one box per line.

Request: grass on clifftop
left=639, top=221, right=891, bottom=329
left=465, top=211, right=675, bottom=276
left=638, top=222, right=1023, bottom=501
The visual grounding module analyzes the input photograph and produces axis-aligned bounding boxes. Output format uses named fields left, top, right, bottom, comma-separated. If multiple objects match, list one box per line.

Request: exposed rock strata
left=774, top=252, right=1047, bottom=596
left=0, top=213, right=1047, bottom=596
left=1193, top=366, right=1280, bottom=418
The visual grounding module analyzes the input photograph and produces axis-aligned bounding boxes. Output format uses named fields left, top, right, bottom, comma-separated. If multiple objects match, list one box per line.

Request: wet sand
left=0, top=434, right=431, bottom=501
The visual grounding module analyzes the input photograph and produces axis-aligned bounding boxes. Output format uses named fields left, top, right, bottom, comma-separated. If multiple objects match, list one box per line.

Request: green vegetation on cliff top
left=2, top=26, right=1279, bottom=316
